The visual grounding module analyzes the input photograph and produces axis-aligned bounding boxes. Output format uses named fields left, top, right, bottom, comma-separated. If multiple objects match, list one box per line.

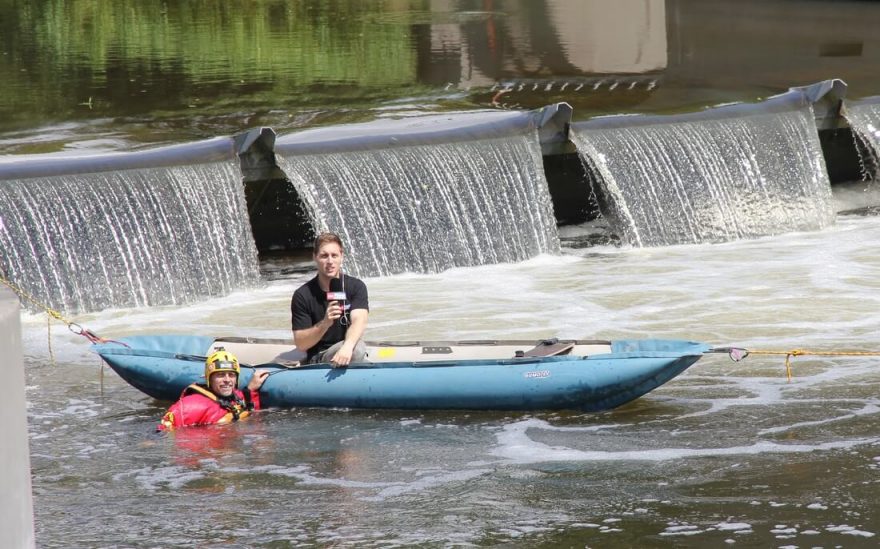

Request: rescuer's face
left=209, top=370, right=237, bottom=397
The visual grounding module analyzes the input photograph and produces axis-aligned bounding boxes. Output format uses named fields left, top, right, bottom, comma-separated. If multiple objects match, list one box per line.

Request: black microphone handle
left=329, top=277, right=343, bottom=293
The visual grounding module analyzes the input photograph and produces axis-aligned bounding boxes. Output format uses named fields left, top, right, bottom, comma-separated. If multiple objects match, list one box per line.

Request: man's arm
left=246, top=370, right=270, bottom=410
left=292, top=318, right=330, bottom=351
left=330, top=308, right=368, bottom=366
left=293, top=299, right=344, bottom=350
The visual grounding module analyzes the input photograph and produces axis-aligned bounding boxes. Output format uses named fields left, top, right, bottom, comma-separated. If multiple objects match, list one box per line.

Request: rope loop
left=69, top=323, right=104, bottom=344
left=733, top=348, right=880, bottom=382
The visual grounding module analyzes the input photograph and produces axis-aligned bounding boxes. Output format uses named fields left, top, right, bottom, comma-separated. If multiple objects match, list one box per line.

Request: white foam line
left=759, top=403, right=880, bottom=435
left=246, top=464, right=402, bottom=490
left=670, top=396, right=880, bottom=425
left=225, top=463, right=494, bottom=502
left=514, top=421, right=626, bottom=433
left=635, top=366, right=880, bottom=422
left=490, top=419, right=880, bottom=463
left=115, top=465, right=208, bottom=491
left=364, top=468, right=494, bottom=501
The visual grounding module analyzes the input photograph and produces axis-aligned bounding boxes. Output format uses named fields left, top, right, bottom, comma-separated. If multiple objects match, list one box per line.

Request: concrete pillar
left=0, top=287, right=35, bottom=548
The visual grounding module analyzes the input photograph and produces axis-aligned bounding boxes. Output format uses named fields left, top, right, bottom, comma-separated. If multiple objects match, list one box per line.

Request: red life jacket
left=157, top=384, right=261, bottom=431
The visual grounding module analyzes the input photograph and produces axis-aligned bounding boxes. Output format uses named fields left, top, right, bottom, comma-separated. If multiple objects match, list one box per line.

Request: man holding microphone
left=291, top=232, right=369, bottom=366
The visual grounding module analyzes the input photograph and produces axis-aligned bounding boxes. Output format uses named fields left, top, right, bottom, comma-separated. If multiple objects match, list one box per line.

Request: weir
left=0, top=80, right=872, bottom=314
left=273, top=110, right=564, bottom=277
left=0, top=140, right=260, bottom=313
left=570, top=87, right=836, bottom=247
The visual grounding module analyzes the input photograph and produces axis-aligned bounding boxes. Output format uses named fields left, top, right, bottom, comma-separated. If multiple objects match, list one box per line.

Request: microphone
left=326, top=277, right=347, bottom=303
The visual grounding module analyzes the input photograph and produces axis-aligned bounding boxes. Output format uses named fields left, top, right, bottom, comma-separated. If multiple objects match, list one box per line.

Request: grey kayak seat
left=516, top=339, right=576, bottom=358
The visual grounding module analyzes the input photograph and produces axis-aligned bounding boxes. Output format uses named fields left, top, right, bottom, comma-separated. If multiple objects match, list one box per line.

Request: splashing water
left=572, top=106, right=835, bottom=246
left=277, top=134, right=560, bottom=277
left=0, top=161, right=261, bottom=313
left=844, top=101, right=880, bottom=181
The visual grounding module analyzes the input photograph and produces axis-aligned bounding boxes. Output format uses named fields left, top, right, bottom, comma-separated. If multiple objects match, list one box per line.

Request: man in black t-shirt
left=291, top=232, right=369, bottom=366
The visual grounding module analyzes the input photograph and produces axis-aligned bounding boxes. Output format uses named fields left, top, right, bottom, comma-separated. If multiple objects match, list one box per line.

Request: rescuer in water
left=157, top=349, right=269, bottom=431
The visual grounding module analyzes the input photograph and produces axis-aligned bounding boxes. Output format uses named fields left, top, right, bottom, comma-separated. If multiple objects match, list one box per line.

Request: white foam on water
left=660, top=524, right=704, bottom=536
left=825, top=524, right=876, bottom=537
left=366, top=468, right=493, bottom=501
left=230, top=462, right=493, bottom=503
left=115, top=465, right=208, bottom=491
left=58, top=398, right=101, bottom=418
left=249, top=464, right=401, bottom=490
left=490, top=418, right=880, bottom=464
left=715, top=522, right=753, bottom=533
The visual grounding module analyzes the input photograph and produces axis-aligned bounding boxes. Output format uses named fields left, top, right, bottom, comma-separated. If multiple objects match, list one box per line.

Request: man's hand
left=325, top=300, right=343, bottom=323
left=248, top=369, right=270, bottom=391
left=331, top=343, right=354, bottom=368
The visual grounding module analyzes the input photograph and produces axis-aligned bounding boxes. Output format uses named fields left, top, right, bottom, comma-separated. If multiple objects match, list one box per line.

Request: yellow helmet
left=205, top=349, right=240, bottom=382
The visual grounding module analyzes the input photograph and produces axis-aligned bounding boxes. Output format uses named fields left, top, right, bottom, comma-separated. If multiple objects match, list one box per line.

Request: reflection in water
left=0, top=0, right=419, bottom=132
left=3, top=0, right=880, bottom=149
left=665, top=0, right=880, bottom=99
left=432, top=0, right=666, bottom=87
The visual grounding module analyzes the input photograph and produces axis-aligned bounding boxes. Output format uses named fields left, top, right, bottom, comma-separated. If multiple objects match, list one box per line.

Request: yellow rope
left=746, top=349, right=880, bottom=381
left=0, top=271, right=91, bottom=365
left=0, top=272, right=69, bottom=324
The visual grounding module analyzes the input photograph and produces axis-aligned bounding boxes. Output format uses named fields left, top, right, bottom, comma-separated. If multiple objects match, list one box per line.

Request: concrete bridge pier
left=0, top=287, right=35, bottom=548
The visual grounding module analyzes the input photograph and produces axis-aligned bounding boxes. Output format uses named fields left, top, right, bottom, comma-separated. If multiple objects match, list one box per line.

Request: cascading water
left=844, top=101, right=880, bottom=180
left=276, top=134, right=560, bottom=277
left=571, top=106, right=836, bottom=247
left=0, top=162, right=261, bottom=313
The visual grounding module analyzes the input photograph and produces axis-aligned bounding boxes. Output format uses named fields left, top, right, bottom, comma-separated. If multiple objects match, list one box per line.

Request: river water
left=23, top=205, right=880, bottom=547
left=7, top=0, right=880, bottom=546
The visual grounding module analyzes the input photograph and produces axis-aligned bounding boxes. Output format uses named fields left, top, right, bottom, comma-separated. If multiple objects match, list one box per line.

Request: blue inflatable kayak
left=92, top=335, right=709, bottom=412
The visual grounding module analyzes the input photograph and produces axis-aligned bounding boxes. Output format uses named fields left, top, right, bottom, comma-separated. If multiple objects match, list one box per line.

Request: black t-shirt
left=290, top=274, right=369, bottom=361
